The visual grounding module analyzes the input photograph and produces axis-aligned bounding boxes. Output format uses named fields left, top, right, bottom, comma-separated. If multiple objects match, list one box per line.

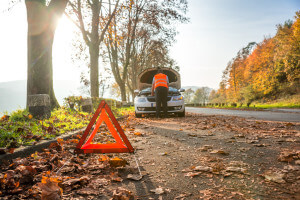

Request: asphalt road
left=186, top=107, right=300, bottom=122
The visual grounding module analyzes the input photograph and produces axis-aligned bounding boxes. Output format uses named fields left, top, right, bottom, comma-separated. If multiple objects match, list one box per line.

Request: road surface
left=186, top=107, right=300, bottom=122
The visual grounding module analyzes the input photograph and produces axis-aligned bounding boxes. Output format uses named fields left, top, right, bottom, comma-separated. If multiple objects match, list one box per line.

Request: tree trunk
left=89, top=1, right=100, bottom=98
left=89, top=44, right=99, bottom=97
left=120, top=83, right=126, bottom=102
left=26, top=0, right=68, bottom=109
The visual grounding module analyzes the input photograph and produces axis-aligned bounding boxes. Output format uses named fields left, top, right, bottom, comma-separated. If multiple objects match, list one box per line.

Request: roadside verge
left=0, top=128, right=84, bottom=164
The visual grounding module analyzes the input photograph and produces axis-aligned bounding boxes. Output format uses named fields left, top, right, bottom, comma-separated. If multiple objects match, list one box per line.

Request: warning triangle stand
left=75, top=100, right=134, bottom=154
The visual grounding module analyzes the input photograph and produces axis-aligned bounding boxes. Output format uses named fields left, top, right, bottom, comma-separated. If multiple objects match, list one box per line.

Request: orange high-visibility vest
left=154, top=73, right=168, bottom=89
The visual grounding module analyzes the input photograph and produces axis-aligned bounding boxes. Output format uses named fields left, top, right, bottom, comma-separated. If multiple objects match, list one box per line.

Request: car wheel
left=135, top=112, right=142, bottom=118
left=177, top=110, right=185, bottom=117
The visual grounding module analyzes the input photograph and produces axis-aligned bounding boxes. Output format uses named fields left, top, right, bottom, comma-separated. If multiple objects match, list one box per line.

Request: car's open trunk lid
left=138, top=68, right=181, bottom=90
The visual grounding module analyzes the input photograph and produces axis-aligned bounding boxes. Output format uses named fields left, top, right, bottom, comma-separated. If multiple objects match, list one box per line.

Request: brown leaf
left=110, top=172, right=123, bottom=182
left=48, top=142, right=63, bottom=151
left=199, top=145, right=213, bottom=152
left=38, top=178, right=63, bottom=200
left=210, top=149, right=229, bottom=155
left=127, top=174, right=143, bottom=181
left=194, top=166, right=212, bottom=172
left=175, top=193, right=192, bottom=199
left=150, top=187, right=164, bottom=194
left=62, top=176, right=90, bottom=187
left=112, top=187, right=134, bottom=200
left=278, top=151, right=298, bottom=162
left=68, top=139, right=79, bottom=144
left=184, top=172, right=201, bottom=178
left=77, top=187, right=99, bottom=195
left=16, top=165, right=37, bottom=176
left=134, top=132, right=142, bottom=136
left=109, top=157, right=127, bottom=168
left=264, top=171, right=285, bottom=183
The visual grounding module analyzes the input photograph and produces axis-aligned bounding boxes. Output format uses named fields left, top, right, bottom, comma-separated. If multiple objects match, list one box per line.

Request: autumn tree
left=105, top=0, right=188, bottom=101
left=192, top=87, right=211, bottom=104
left=126, top=38, right=179, bottom=100
left=213, top=10, right=300, bottom=105
left=66, top=0, right=120, bottom=98
left=26, top=0, right=68, bottom=109
left=183, top=88, right=194, bottom=103
left=273, top=14, right=300, bottom=93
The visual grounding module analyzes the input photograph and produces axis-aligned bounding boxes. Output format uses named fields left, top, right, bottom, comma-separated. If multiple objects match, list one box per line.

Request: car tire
left=178, top=110, right=185, bottom=117
left=135, top=112, right=142, bottom=118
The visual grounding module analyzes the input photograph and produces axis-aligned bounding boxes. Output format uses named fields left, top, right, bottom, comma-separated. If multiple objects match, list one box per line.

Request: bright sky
left=0, top=0, right=299, bottom=90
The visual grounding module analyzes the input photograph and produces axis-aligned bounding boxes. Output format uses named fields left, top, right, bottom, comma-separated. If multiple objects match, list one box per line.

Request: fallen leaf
left=7, top=148, right=15, bottom=154
left=226, top=167, right=247, bottom=173
left=150, top=187, right=164, bottom=195
left=134, top=132, right=142, bottom=136
left=98, top=155, right=109, bottom=162
left=184, top=172, right=201, bottom=178
left=63, top=176, right=90, bottom=186
left=109, top=157, right=128, bottom=168
left=69, top=139, right=79, bottom=144
left=264, top=171, right=285, bottom=183
left=56, top=138, right=64, bottom=145
left=210, top=149, right=229, bottom=155
left=1, top=115, right=10, bottom=121
left=199, top=145, right=213, bottom=152
left=77, top=187, right=99, bottom=195
left=175, top=193, right=192, bottom=199
left=285, top=122, right=294, bottom=127
left=278, top=151, right=298, bottom=162
left=194, top=166, right=212, bottom=172
left=16, top=165, right=37, bottom=176
left=38, top=177, right=63, bottom=200
left=158, top=152, right=168, bottom=156
left=127, top=174, right=143, bottom=181
left=112, top=187, right=134, bottom=200
left=110, top=172, right=123, bottom=182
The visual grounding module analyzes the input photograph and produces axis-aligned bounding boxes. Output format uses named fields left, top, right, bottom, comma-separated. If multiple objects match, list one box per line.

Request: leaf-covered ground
left=0, top=112, right=299, bottom=199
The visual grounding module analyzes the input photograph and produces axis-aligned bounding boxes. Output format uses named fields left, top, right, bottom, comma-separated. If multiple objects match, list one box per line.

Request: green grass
left=251, top=94, right=300, bottom=109
left=0, top=108, right=92, bottom=149
left=205, top=95, right=300, bottom=110
left=116, top=106, right=135, bottom=116
left=0, top=106, right=134, bottom=149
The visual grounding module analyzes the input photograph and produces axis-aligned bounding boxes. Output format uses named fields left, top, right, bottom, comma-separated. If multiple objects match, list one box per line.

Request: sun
left=52, top=15, right=81, bottom=81
left=54, top=15, right=75, bottom=48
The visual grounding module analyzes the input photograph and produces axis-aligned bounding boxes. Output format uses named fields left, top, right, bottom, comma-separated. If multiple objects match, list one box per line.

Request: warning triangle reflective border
left=75, top=100, right=134, bottom=154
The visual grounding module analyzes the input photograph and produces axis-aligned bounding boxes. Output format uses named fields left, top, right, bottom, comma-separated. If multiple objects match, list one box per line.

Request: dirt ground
left=117, top=113, right=300, bottom=200
left=0, top=112, right=299, bottom=200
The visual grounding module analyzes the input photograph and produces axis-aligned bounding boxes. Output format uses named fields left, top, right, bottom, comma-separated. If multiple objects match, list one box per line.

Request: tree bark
left=120, top=83, right=126, bottom=102
left=89, top=0, right=100, bottom=97
left=89, top=44, right=99, bottom=97
left=26, top=0, right=68, bottom=109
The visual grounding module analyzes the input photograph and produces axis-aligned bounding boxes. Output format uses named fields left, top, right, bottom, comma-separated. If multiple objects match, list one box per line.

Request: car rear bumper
left=135, top=100, right=185, bottom=114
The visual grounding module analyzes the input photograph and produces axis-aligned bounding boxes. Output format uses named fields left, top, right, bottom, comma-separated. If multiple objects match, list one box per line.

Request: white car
left=134, top=68, right=185, bottom=118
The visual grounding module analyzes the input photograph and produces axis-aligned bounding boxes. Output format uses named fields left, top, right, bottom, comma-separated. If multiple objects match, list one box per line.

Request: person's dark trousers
left=155, top=86, right=168, bottom=118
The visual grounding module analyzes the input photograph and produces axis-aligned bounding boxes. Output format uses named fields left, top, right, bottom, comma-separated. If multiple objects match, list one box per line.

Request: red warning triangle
left=75, top=100, right=134, bottom=154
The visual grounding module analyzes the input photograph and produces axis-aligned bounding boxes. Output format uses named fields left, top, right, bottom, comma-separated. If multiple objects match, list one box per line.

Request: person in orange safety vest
left=151, top=69, right=169, bottom=118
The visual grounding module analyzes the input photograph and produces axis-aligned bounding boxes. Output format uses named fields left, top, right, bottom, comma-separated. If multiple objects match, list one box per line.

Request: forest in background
left=208, top=11, right=300, bottom=107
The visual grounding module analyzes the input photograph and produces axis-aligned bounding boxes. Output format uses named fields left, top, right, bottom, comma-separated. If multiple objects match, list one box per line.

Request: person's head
left=157, top=68, right=163, bottom=74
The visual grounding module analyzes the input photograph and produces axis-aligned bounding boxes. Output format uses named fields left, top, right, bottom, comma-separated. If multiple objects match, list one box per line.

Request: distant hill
left=182, top=86, right=213, bottom=93
left=182, top=86, right=200, bottom=91
left=0, top=80, right=82, bottom=114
